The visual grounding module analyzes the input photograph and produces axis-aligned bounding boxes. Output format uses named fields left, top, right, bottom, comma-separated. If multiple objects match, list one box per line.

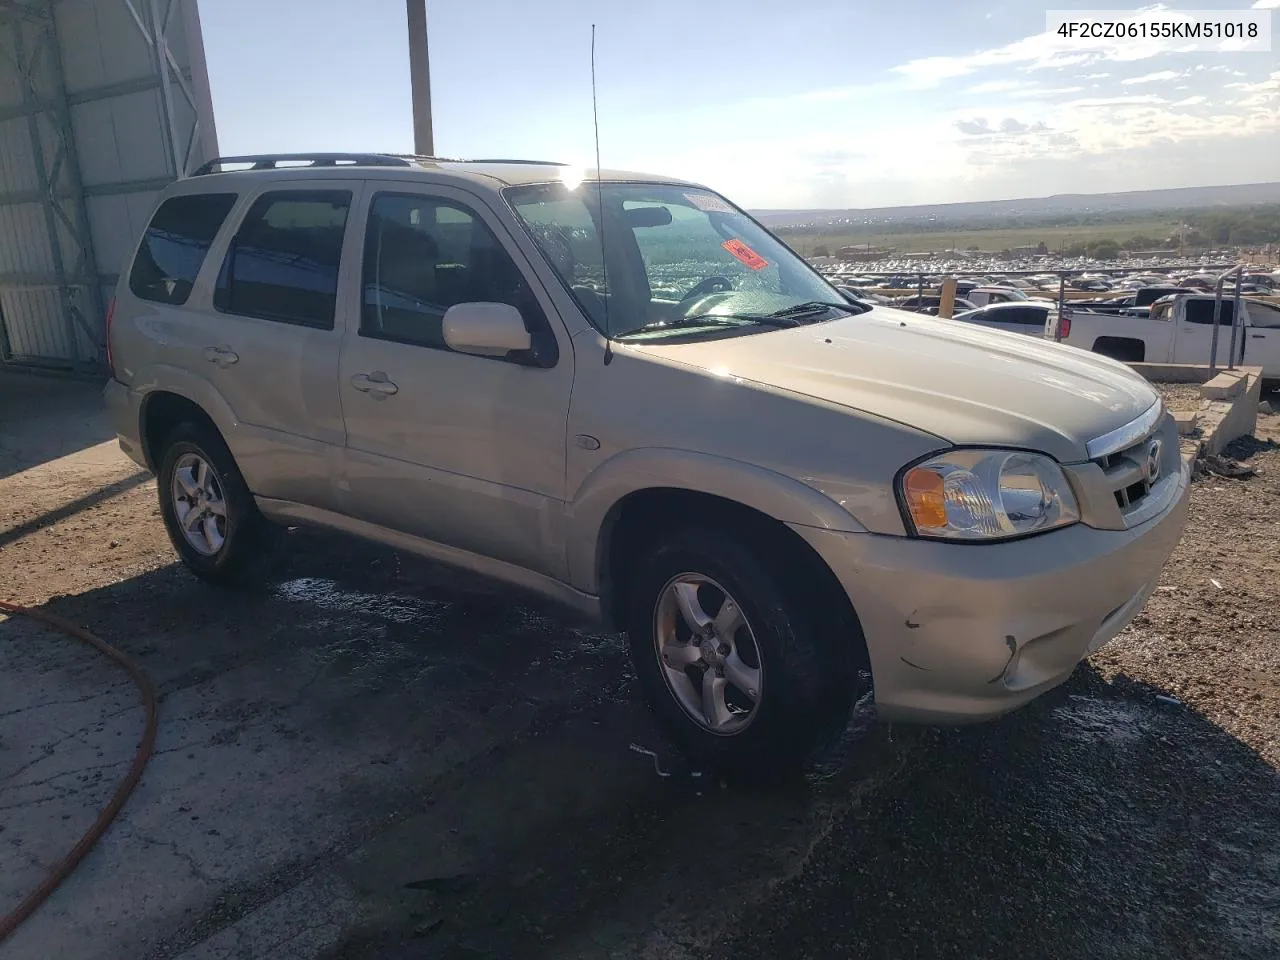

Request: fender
left=132, top=362, right=242, bottom=459
left=563, top=447, right=867, bottom=595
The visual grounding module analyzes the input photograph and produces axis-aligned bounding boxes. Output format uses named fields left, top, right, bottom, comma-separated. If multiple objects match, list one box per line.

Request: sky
left=198, top=0, right=1280, bottom=210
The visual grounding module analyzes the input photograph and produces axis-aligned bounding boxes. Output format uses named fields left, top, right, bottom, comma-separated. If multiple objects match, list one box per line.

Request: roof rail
left=387, top=155, right=567, bottom=166
left=189, top=153, right=416, bottom=176
left=466, top=158, right=569, bottom=166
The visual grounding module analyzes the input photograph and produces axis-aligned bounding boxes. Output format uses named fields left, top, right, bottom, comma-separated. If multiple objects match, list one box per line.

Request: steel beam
left=0, top=177, right=170, bottom=207
left=0, top=269, right=118, bottom=284
left=11, top=14, right=80, bottom=368
left=0, top=72, right=193, bottom=122
left=3, top=7, right=103, bottom=372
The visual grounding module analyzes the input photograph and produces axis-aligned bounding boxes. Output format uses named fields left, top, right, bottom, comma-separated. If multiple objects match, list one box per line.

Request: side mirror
left=443, top=302, right=532, bottom=357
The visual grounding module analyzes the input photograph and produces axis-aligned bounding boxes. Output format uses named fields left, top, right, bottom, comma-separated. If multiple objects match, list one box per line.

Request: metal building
left=0, top=0, right=216, bottom=374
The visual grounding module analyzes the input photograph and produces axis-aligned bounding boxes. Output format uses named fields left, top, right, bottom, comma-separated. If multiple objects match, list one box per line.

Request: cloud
left=954, top=117, right=1050, bottom=136
left=1080, top=73, right=1111, bottom=80
left=1171, top=95, right=1208, bottom=106
left=1063, top=94, right=1168, bottom=107
left=964, top=79, right=1025, bottom=94
left=1009, top=85, right=1085, bottom=98
left=1121, top=70, right=1185, bottom=85
left=889, top=18, right=1200, bottom=88
left=1228, top=70, right=1280, bottom=106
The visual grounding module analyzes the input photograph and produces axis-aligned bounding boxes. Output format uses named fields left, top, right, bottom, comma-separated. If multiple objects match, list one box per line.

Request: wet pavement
left=2, top=370, right=1279, bottom=960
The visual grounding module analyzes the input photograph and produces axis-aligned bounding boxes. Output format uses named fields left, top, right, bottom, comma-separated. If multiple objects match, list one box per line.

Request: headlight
left=899, top=449, right=1080, bottom=541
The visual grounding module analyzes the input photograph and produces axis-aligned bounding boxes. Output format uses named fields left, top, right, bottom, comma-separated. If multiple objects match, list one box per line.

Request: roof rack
left=189, top=153, right=417, bottom=176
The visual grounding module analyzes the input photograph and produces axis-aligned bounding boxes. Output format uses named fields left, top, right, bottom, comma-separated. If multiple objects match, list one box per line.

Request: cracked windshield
left=506, top=181, right=856, bottom=339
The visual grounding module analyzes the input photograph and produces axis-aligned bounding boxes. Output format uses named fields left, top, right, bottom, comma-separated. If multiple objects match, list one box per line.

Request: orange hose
left=0, top=600, right=158, bottom=945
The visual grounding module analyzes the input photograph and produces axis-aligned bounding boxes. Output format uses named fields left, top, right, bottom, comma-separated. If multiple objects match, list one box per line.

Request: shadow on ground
left=0, top=370, right=113, bottom=480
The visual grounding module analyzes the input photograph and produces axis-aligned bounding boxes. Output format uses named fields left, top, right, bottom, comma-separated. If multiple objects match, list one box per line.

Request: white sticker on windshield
left=683, top=191, right=734, bottom=214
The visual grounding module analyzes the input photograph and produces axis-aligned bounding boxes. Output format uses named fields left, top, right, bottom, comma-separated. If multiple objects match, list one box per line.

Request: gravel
left=1153, top=381, right=1208, bottom=412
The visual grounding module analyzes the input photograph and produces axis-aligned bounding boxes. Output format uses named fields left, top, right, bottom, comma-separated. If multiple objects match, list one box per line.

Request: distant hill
left=751, top=182, right=1280, bottom=228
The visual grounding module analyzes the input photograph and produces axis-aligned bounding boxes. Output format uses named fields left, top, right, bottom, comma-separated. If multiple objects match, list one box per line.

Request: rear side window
left=128, top=193, right=237, bottom=305
left=214, top=190, right=351, bottom=329
left=1000, top=307, right=1049, bottom=326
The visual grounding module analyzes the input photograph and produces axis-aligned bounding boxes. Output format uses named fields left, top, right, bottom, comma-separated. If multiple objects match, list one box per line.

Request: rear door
left=1172, top=297, right=1245, bottom=369
left=1240, top=301, right=1280, bottom=376
left=197, top=181, right=362, bottom=508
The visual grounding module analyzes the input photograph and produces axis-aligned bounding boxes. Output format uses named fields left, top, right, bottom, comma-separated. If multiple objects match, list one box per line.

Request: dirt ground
left=2, top=370, right=1279, bottom=960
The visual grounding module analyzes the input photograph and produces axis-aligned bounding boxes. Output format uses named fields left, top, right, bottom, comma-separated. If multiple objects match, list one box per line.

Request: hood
left=628, top=306, right=1159, bottom=464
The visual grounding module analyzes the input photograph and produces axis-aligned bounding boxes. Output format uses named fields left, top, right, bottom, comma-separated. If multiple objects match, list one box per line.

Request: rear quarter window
left=128, top=193, right=238, bottom=305
left=1248, top=302, right=1280, bottom=329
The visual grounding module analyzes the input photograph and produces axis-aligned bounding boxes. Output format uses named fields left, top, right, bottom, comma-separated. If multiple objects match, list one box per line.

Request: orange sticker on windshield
left=722, top=239, right=768, bottom=271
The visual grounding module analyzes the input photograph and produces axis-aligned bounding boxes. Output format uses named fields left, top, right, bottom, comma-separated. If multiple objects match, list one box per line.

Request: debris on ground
left=628, top=742, right=673, bottom=777
left=1192, top=453, right=1257, bottom=481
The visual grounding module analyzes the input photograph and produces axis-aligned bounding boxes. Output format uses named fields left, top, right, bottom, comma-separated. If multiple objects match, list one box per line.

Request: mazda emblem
left=1146, top=439, right=1162, bottom=484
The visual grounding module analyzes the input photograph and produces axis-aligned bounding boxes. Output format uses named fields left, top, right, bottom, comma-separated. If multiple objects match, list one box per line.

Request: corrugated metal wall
left=0, top=0, right=217, bottom=373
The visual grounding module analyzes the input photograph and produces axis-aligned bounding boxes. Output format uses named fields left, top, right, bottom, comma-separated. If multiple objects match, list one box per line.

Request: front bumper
left=791, top=456, right=1190, bottom=724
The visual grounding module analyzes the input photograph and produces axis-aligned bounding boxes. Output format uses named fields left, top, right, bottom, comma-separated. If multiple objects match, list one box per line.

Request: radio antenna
left=591, top=23, right=613, bottom=365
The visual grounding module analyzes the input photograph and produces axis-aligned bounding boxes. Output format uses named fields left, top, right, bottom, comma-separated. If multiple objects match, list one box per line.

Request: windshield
left=504, top=181, right=852, bottom=339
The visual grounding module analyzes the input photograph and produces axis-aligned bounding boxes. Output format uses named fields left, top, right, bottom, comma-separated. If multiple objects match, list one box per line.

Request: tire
left=156, top=420, right=282, bottom=585
left=625, top=526, right=853, bottom=777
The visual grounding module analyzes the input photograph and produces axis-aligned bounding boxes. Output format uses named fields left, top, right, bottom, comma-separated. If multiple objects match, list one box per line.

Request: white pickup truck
left=1053, top=294, right=1280, bottom=379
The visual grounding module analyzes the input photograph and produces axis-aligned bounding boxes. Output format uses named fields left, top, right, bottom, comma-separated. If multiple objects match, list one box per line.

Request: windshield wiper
left=616, top=313, right=800, bottom=338
left=764, top=301, right=864, bottom=320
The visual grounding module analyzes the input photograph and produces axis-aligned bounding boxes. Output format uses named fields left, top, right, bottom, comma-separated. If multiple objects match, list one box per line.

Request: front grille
left=1095, top=435, right=1160, bottom=511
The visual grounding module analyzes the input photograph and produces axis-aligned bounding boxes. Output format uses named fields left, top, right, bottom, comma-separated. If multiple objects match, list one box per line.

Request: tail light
left=1059, top=312, right=1071, bottom=338
left=105, top=296, right=116, bottom=376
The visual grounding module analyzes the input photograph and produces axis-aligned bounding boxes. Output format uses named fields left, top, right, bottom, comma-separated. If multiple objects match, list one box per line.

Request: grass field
left=783, top=216, right=1185, bottom=257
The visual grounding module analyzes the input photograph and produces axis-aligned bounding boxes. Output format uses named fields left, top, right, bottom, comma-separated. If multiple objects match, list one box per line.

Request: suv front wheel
left=157, top=421, right=281, bottom=584
left=626, top=527, right=851, bottom=776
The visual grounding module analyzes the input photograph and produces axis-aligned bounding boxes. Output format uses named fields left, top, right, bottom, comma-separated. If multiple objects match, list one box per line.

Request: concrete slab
left=1173, top=411, right=1200, bottom=436
left=1202, top=370, right=1248, bottom=401
left=1126, top=363, right=1213, bottom=384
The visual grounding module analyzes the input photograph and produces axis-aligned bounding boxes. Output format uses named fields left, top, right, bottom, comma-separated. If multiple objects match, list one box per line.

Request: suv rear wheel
left=157, top=421, right=281, bottom=584
left=626, top=527, right=851, bottom=776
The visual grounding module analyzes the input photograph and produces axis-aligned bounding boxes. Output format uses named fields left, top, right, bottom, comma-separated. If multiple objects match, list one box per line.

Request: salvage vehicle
left=964, top=285, right=1053, bottom=308
left=950, top=301, right=1058, bottom=337
left=105, top=153, right=1190, bottom=772
left=1053, top=292, right=1280, bottom=377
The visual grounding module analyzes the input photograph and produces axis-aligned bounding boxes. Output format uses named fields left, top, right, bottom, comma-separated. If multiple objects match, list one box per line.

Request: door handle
left=1251, top=334, right=1265, bottom=339
left=202, top=346, right=239, bottom=366
left=350, top=372, right=399, bottom=398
